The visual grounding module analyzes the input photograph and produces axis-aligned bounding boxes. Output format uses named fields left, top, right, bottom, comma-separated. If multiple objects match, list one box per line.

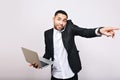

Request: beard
left=54, top=24, right=65, bottom=31
left=54, top=26, right=66, bottom=32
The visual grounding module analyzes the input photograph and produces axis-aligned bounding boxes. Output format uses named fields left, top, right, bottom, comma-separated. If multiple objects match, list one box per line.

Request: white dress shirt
left=52, top=28, right=74, bottom=79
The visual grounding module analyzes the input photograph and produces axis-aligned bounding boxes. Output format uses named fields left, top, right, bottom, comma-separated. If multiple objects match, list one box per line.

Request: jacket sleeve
left=68, top=20, right=99, bottom=38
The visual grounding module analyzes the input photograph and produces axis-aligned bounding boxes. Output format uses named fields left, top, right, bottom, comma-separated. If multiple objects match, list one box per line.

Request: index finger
left=110, top=27, right=120, bottom=30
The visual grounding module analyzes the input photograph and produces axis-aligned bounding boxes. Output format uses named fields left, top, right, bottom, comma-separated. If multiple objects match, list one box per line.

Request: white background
left=0, top=0, right=120, bottom=80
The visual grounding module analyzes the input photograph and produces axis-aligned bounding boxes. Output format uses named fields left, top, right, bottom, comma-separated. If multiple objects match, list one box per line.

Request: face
left=53, top=13, right=68, bottom=31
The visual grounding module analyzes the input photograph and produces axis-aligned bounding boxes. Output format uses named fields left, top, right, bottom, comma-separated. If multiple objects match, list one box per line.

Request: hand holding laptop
left=21, top=47, right=53, bottom=69
left=29, top=63, right=40, bottom=69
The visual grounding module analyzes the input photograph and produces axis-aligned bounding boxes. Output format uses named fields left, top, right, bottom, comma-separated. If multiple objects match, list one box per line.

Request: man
left=30, top=10, right=119, bottom=80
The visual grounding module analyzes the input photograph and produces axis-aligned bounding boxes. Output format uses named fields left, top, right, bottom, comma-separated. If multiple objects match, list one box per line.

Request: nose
left=59, top=21, right=63, bottom=25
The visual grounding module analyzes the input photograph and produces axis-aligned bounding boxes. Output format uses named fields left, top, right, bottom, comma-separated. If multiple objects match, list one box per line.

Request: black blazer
left=43, top=20, right=99, bottom=73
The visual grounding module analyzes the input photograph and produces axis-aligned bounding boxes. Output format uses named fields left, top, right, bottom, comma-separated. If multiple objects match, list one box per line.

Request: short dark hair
left=54, top=10, right=68, bottom=18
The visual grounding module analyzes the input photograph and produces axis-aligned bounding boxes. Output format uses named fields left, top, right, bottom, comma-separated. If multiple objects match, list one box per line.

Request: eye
left=57, top=17, right=61, bottom=21
left=63, top=19, right=67, bottom=22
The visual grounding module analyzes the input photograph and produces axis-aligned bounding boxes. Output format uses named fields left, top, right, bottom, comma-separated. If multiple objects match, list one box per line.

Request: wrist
left=98, top=27, right=104, bottom=34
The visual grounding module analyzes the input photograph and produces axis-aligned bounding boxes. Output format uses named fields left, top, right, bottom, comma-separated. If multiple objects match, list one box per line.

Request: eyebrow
left=57, top=17, right=67, bottom=20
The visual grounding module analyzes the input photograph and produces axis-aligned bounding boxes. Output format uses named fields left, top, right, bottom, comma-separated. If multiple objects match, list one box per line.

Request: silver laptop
left=21, top=47, right=53, bottom=68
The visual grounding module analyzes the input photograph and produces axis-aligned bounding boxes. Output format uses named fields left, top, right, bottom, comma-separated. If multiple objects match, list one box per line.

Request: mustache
left=59, top=26, right=66, bottom=32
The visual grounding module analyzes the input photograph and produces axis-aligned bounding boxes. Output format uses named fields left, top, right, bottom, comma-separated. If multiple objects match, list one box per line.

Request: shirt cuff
left=95, top=27, right=102, bottom=36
